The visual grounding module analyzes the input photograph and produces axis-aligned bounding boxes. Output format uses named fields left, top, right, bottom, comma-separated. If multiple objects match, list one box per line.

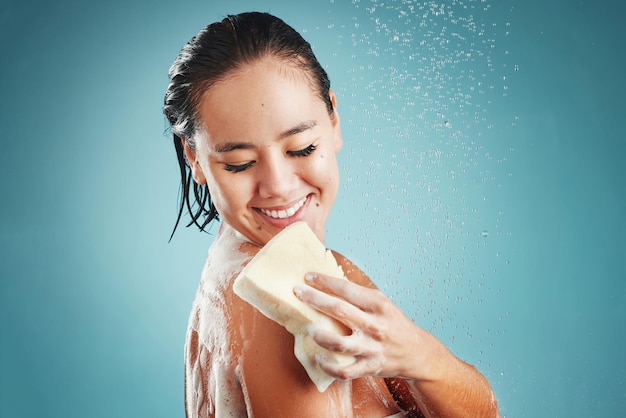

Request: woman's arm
left=293, top=251, right=499, bottom=418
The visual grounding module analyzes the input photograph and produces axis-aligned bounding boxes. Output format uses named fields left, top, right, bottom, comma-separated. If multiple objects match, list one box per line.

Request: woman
left=163, top=11, right=499, bottom=418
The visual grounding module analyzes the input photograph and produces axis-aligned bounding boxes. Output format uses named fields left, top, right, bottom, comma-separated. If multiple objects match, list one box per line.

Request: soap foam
left=184, top=223, right=256, bottom=418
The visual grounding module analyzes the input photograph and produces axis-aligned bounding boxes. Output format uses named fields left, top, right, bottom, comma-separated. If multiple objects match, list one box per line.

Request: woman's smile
left=256, top=195, right=309, bottom=220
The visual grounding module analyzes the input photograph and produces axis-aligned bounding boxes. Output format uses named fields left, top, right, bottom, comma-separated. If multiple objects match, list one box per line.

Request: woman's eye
left=224, top=161, right=254, bottom=173
left=288, top=144, right=317, bottom=157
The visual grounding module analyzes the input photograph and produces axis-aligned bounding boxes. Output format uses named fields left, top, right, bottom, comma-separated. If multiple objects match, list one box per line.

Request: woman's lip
left=256, top=196, right=308, bottom=220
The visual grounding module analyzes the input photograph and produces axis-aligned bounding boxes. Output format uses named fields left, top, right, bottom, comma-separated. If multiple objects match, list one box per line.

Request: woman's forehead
left=196, top=60, right=327, bottom=140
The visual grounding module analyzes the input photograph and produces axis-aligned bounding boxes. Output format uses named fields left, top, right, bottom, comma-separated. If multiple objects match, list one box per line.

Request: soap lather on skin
left=233, top=221, right=356, bottom=392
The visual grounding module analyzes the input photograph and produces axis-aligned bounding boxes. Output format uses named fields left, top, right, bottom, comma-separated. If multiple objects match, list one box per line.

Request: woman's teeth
left=260, top=197, right=307, bottom=219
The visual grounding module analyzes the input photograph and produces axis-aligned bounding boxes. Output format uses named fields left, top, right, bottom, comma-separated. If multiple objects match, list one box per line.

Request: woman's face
left=185, top=58, right=343, bottom=246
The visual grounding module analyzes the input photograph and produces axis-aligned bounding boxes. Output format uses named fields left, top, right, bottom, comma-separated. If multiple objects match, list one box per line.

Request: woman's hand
left=294, top=271, right=500, bottom=418
left=293, top=272, right=442, bottom=381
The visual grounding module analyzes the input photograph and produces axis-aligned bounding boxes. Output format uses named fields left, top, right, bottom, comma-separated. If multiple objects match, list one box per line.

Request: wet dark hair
left=163, top=12, right=333, bottom=240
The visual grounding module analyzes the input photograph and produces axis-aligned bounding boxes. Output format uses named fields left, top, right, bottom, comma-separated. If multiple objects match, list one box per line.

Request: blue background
left=1, top=1, right=624, bottom=417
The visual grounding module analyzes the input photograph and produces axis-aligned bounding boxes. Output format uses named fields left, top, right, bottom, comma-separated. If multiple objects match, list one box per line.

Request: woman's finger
left=315, top=349, right=385, bottom=380
left=310, top=326, right=376, bottom=356
left=294, top=283, right=368, bottom=330
left=304, top=273, right=384, bottom=313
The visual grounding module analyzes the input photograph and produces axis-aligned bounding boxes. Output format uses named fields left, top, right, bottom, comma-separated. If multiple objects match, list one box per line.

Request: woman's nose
left=257, top=158, right=298, bottom=199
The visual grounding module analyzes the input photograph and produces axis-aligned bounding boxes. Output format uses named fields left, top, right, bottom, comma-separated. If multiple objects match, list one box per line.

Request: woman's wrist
left=400, top=327, right=452, bottom=383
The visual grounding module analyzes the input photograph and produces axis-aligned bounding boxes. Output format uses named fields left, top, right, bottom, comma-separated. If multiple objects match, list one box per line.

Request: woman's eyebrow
left=278, top=120, right=317, bottom=140
left=213, top=142, right=255, bottom=153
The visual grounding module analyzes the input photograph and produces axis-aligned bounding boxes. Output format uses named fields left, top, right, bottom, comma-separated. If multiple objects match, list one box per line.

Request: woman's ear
left=329, top=89, right=343, bottom=152
left=181, top=138, right=207, bottom=185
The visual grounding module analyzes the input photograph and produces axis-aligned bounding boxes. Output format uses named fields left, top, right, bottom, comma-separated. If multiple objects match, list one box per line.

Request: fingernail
left=305, top=273, right=317, bottom=283
left=293, top=284, right=306, bottom=298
